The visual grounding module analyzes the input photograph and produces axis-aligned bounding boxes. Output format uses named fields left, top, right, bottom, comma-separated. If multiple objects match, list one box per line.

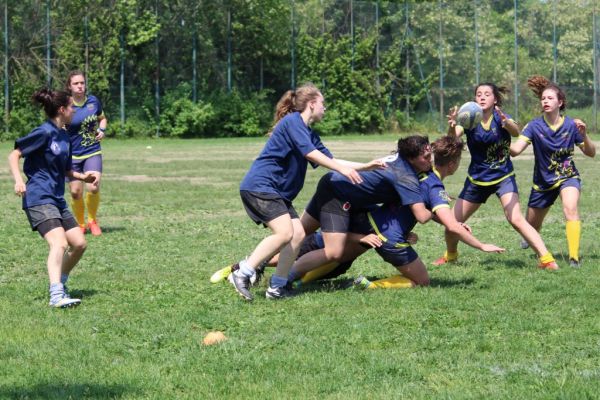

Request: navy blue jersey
left=240, top=112, right=332, bottom=202
left=67, top=95, right=103, bottom=159
left=15, top=121, right=72, bottom=209
left=520, top=115, right=585, bottom=191
left=368, top=170, right=450, bottom=247
left=329, top=154, right=422, bottom=210
left=464, top=110, right=514, bottom=185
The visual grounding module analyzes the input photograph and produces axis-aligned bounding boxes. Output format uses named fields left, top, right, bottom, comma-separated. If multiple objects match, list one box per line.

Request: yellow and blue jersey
left=520, top=115, right=584, bottom=191
left=15, top=121, right=72, bottom=210
left=367, top=170, right=450, bottom=247
left=240, top=112, right=333, bottom=202
left=464, top=110, right=514, bottom=186
left=67, top=95, right=104, bottom=159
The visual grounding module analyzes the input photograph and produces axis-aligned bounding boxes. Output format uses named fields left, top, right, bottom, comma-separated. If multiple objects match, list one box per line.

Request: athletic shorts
left=375, top=243, right=418, bottom=268
left=68, top=154, right=103, bottom=182
left=304, top=174, right=351, bottom=233
left=24, top=204, right=79, bottom=237
left=459, top=175, right=518, bottom=204
left=528, top=178, right=581, bottom=209
left=240, top=190, right=298, bottom=225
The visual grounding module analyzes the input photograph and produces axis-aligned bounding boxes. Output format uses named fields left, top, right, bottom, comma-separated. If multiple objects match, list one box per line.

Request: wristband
left=98, top=127, right=106, bottom=132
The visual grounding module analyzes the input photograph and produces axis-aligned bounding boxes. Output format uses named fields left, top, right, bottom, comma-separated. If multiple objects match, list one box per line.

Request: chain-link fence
left=1, top=0, right=599, bottom=137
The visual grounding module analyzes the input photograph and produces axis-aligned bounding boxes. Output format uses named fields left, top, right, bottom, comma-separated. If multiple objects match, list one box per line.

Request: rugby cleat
left=265, top=284, right=296, bottom=300
left=210, top=265, right=234, bottom=284
left=432, top=255, right=457, bottom=266
left=569, top=258, right=581, bottom=269
left=538, top=260, right=559, bottom=271
left=49, top=296, right=81, bottom=308
left=228, top=271, right=254, bottom=301
left=520, top=238, right=530, bottom=249
left=352, top=275, right=372, bottom=290
left=88, top=220, right=102, bottom=236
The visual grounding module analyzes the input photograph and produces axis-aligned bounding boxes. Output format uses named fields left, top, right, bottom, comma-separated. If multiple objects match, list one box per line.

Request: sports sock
left=49, top=283, right=65, bottom=303
left=60, top=274, right=69, bottom=285
left=70, top=197, right=85, bottom=226
left=300, top=261, right=338, bottom=284
left=85, top=192, right=100, bottom=223
left=235, top=259, right=255, bottom=278
left=270, top=274, right=288, bottom=289
left=539, top=252, right=556, bottom=264
left=445, top=250, right=458, bottom=262
left=369, top=275, right=415, bottom=289
left=566, top=220, right=581, bottom=261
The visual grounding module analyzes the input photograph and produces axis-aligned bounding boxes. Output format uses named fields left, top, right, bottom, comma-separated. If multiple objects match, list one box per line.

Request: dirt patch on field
left=110, top=174, right=235, bottom=187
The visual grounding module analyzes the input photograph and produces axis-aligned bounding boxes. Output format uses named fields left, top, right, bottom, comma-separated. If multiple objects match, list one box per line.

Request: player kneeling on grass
left=8, top=88, right=99, bottom=308
left=353, top=135, right=505, bottom=289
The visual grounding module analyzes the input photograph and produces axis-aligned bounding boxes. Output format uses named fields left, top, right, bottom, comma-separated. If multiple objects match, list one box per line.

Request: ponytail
left=527, top=75, right=567, bottom=111
left=268, top=83, right=321, bottom=136
left=32, top=88, right=71, bottom=118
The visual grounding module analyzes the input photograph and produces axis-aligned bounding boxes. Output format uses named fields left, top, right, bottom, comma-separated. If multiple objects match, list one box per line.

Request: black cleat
left=228, top=271, right=254, bottom=301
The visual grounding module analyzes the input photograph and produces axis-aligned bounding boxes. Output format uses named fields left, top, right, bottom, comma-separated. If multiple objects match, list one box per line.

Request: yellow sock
left=445, top=251, right=458, bottom=262
left=566, top=220, right=581, bottom=261
left=70, top=197, right=85, bottom=226
left=539, top=252, right=556, bottom=264
left=301, top=262, right=338, bottom=284
left=369, top=275, right=415, bottom=289
left=85, top=192, right=100, bottom=223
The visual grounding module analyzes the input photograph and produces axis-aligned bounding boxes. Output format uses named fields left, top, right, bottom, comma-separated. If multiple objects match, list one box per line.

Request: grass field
left=1, top=136, right=600, bottom=399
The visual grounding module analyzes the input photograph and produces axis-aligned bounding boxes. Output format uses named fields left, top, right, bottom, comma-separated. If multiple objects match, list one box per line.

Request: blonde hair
left=268, top=83, right=322, bottom=135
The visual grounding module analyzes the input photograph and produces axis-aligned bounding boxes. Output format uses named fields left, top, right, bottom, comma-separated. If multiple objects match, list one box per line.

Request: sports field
left=1, top=136, right=600, bottom=399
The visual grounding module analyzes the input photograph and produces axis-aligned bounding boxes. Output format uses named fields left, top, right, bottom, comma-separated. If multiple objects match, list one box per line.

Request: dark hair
left=527, top=75, right=566, bottom=111
left=65, top=70, right=86, bottom=92
left=396, top=135, right=430, bottom=160
left=31, top=88, right=71, bottom=118
left=474, top=82, right=508, bottom=107
left=269, top=83, right=321, bottom=135
left=432, top=135, right=464, bottom=167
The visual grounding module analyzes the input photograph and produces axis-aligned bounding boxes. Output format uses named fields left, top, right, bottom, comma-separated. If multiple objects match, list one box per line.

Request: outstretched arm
left=409, top=202, right=433, bottom=224
left=305, top=149, right=363, bottom=184
left=510, top=137, right=529, bottom=157
left=495, top=106, right=520, bottom=137
left=447, top=106, right=465, bottom=138
left=435, top=207, right=504, bottom=253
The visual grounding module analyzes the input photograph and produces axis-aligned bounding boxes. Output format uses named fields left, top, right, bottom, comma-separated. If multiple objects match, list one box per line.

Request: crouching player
left=354, top=135, right=505, bottom=289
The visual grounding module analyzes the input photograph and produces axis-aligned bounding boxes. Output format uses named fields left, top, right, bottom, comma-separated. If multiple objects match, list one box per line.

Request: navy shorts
left=375, top=243, right=419, bottom=268
left=304, top=174, right=351, bottom=233
left=240, top=190, right=298, bottom=225
left=459, top=175, right=518, bottom=204
left=68, top=154, right=103, bottom=182
left=528, top=178, right=581, bottom=209
left=24, top=204, right=79, bottom=237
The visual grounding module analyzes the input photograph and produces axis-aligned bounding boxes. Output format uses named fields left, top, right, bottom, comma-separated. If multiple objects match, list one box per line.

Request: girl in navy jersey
left=227, top=83, right=383, bottom=301
left=511, top=76, right=596, bottom=268
left=65, top=71, right=107, bottom=236
left=435, top=83, right=558, bottom=270
left=8, top=88, right=99, bottom=308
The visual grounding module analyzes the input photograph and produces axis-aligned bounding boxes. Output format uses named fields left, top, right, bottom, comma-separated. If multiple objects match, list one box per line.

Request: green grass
left=1, top=136, right=600, bottom=399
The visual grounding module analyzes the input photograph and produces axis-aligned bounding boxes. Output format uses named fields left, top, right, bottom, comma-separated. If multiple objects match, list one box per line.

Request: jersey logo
left=438, top=190, right=450, bottom=202
left=87, top=104, right=95, bottom=111
left=50, top=141, right=61, bottom=155
left=342, top=202, right=351, bottom=211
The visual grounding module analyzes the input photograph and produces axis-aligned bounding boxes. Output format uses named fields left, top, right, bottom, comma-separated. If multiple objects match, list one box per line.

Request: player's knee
left=70, top=189, right=83, bottom=200
left=50, top=240, right=69, bottom=254
left=563, top=206, right=578, bottom=220
left=324, top=247, right=344, bottom=262
left=71, top=238, right=87, bottom=254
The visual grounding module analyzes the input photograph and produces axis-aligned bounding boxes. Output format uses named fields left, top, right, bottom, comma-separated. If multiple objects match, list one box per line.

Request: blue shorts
left=24, top=203, right=79, bottom=237
left=528, top=178, right=581, bottom=209
left=375, top=243, right=418, bottom=268
left=68, top=154, right=103, bottom=182
left=459, top=175, right=518, bottom=204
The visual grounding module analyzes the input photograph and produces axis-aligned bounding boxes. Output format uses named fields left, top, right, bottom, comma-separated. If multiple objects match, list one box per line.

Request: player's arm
left=574, top=119, right=596, bottom=158
left=446, top=105, right=465, bottom=138
left=8, top=148, right=26, bottom=196
left=510, top=136, right=529, bottom=157
left=333, top=158, right=387, bottom=172
left=96, top=113, right=108, bottom=141
left=66, top=170, right=100, bottom=185
left=435, top=207, right=504, bottom=253
left=305, top=149, right=363, bottom=184
left=495, top=106, right=520, bottom=137
left=409, top=202, right=432, bottom=224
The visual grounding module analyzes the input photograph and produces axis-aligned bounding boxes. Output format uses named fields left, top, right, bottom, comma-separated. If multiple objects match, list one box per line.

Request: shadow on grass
left=483, top=256, right=531, bottom=270
left=429, top=277, right=475, bottom=288
left=0, top=382, right=138, bottom=399
left=87, top=226, right=127, bottom=234
left=297, top=276, right=476, bottom=293
left=69, top=288, right=99, bottom=299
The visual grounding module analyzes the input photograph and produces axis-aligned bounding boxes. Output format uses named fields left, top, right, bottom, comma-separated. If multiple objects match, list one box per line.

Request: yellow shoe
left=210, top=265, right=234, bottom=283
